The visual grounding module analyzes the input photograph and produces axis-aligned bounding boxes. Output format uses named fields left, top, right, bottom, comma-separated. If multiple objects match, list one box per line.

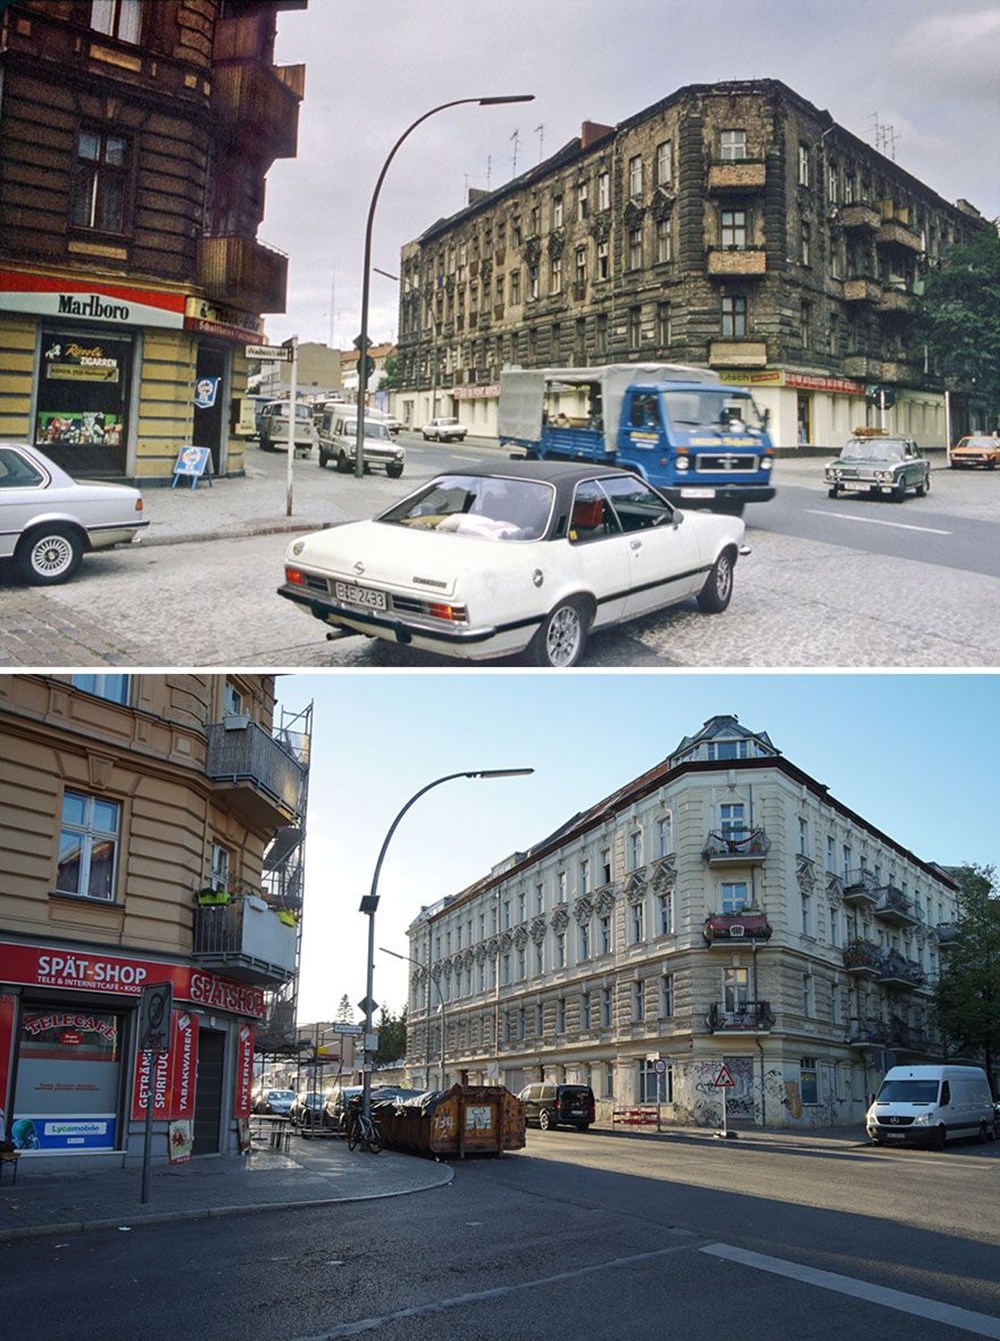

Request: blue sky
left=263, top=0, right=1000, bottom=348
left=280, top=672, right=998, bottom=1022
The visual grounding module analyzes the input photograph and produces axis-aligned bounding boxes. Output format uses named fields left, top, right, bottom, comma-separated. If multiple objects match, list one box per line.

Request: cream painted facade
left=0, top=674, right=310, bottom=1165
left=405, top=716, right=960, bottom=1130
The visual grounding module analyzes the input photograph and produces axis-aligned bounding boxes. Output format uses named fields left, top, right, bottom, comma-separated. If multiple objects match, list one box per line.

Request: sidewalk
left=0, top=1122, right=867, bottom=1242
left=0, top=1132, right=453, bottom=1242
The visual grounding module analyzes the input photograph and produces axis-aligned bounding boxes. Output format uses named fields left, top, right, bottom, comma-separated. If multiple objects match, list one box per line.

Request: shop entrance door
left=193, top=344, right=227, bottom=475
left=192, top=1028, right=225, bottom=1155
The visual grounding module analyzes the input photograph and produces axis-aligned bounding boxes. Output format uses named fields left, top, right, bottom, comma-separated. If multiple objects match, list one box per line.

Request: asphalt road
left=3, top=1132, right=998, bottom=1340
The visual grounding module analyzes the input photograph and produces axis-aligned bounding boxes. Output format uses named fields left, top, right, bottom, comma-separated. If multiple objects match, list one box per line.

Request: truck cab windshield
left=876, top=1079, right=939, bottom=1104
left=663, top=390, right=765, bottom=433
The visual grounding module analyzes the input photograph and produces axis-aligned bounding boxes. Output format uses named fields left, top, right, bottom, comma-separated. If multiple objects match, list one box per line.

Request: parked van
left=258, top=400, right=315, bottom=455
left=316, top=411, right=405, bottom=478
left=867, top=1065, right=995, bottom=1148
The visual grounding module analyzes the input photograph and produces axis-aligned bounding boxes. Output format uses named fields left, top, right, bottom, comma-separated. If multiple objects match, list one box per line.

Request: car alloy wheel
left=696, top=550, right=734, bottom=613
left=539, top=1109, right=552, bottom=1131
left=531, top=597, right=589, bottom=668
left=16, top=525, right=84, bottom=585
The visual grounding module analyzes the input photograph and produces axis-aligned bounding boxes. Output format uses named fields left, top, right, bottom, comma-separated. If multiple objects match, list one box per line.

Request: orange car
left=950, top=434, right=1000, bottom=469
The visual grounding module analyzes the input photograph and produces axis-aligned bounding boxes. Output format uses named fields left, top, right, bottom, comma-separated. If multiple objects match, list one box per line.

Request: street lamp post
left=380, top=945, right=447, bottom=1091
left=353, top=93, right=534, bottom=478
left=358, top=768, right=533, bottom=1124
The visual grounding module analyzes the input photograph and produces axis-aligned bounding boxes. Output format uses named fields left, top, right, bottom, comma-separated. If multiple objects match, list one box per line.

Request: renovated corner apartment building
left=0, top=0, right=307, bottom=482
left=404, top=716, right=960, bottom=1130
left=395, top=79, right=986, bottom=448
left=0, top=674, right=311, bottom=1165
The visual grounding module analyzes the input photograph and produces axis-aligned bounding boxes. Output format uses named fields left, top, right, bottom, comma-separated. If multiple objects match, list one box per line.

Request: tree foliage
left=933, top=863, right=1000, bottom=1094
left=917, top=229, right=1000, bottom=419
left=336, top=993, right=354, bottom=1024
left=375, top=1004, right=407, bottom=1065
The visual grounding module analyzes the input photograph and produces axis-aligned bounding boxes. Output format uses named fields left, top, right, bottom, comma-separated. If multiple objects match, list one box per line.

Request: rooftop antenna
left=486, top=154, right=492, bottom=191
left=535, top=123, right=544, bottom=162
left=868, top=112, right=899, bottom=161
left=511, top=127, right=521, bottom=178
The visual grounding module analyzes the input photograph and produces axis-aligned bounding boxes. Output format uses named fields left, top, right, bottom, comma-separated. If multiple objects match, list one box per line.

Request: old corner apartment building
left=0, top=674, right=311, bottom=1166
left=405, top=716, right=961, bottom=1130
left=0, top=0, right=307, bottom=483
left=396, top=78, right=987, bottom=448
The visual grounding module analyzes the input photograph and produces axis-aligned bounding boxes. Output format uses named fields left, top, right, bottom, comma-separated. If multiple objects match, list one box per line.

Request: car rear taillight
left=135, top=498, right=144, bottom=513
left=427, top=601, right=468, bottom=623
left=285, top=567, right=306, bottom=586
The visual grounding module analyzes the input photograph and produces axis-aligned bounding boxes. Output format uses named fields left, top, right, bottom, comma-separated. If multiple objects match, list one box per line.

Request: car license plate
left=884, top=1131, right=905, bottom=1140
left=335, top=580, right=387, bottom=611
left=680, top=487, right=716, bottom=499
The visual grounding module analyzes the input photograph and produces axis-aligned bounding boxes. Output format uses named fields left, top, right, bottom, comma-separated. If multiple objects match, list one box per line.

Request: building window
left=550, top=255, right=563, bottom=295
left=603, top=1062, right=614, bottom=1099
left=577, top=182, right=588, bottom=220
left=628, top=829, right=643, bottom=871
left=578, top=857, right=591, bottom=893
left=581, top=990, right=592, bottom=1030
left=597, top=170, right=610, bottom=211
left=720, top=802, right=746, bottom=840
left=629, top=900, right=645, bottom=945
left=800, top=1056, right=819, bottom=1104
left=596, top=241, right=609, bottom=282
left=71, top=674, right=129, bottom=704
left=801, top=893, right=813, bottom=937
left=71, top=128, right=128, bottom=233
left=575, top=246, right=587, bottom=292
left=660, top=972, right=673, bottom=1017
left=602, top=986, right=613, bottom=1027
left=599, top=914, right=612, bottom=955
left=721, top=881, right=749, bottom=914
left=720, top=209, right=746, bottom=248
left=501, top=952, right=511, bottom=985
left=632, top=980, right=645, bottom=1022
left=721, top=294, right=747, bottom=338
left=552, top=194, right=563, bottom=227
left=655, top=218, right=672, bottom=264
left=828, top=163, right=839, bottom=203
left=720, top=129, right=747, bottom=161
left=798, top=143, right=811, bottom=187
left=209, top=842, right=231, bottom=892
left=657, top=891, right=673, bottom=936
left=57, top=790, right=120, bottom=901
left=627, top=227, right=643, bottom=271
left=529, top=265, right=539, bottom=300
left=640, top=1058, right=672, bottom=1103
left=596, top=313, right=608, bottom=353
left=803, top=972, right=814, bottom=1017
left=557, top=997, right=567, bottom=1032
left=557, top=870, right=567, bottom=901
left=579, top=921, right=591, bottom=960
left=723, top=966, right=749, bottom=1012
left=656, top=140, right=672, bottom=186
left=555, top=931, right=566, bottom=968
left=657, top=813, right=673, bottom=857
left=517, top=891, right=526, bottom=922
left=628, top=154, right=643, bottom=197
left=90, top=0, right=142, bottom=43
left=798, top=817, right=809, bottom=856
left=502, top=899, right=511, bottom=930
left=534, top=882, right=544, bottom=914
left=516, top=945, right=526, bottom=980
left=628, top=306, right=641, bottom=349
left=801, top=219, right=811, bottom=266
left=826, top=836, right=836, bottom=873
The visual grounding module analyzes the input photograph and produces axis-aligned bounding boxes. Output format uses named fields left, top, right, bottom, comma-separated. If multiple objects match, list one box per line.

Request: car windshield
left=662, top=389, right=766, bottom=432
left=875, top=1079, right=939, bottom=1104
left=840, top=439, right=906, bottom=462
left=269, top=1090, right=295, bottom=1101
left=342, top=420, right=391, bottom=441
left=379, top=474, right=554, bottom=541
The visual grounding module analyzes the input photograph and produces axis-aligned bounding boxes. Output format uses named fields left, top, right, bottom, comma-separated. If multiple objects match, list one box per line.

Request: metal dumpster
left=371, top=1084, right=525, bottom=1158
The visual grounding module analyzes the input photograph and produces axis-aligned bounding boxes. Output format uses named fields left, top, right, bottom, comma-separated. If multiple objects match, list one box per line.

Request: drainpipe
left=756, top=1035, right=766, bottom=1129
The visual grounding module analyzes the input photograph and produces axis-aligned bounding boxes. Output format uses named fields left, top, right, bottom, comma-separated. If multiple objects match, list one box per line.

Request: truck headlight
left=675, top=457, right=689, bottom=473
left=761, top=458, right=773, bottom=472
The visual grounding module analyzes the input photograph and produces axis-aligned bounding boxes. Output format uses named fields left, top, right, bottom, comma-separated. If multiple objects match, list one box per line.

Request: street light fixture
left=358, top=768, right=534, bottom=1124
left=353, top=93, right=535, bottom=477
left=380, top=945, right=447, bottom=1091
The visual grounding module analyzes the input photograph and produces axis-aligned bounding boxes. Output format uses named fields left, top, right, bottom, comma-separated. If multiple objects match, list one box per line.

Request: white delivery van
left=316, top=411, right=405, bottom=478
left=867, top=1064, right=995, bottom=1148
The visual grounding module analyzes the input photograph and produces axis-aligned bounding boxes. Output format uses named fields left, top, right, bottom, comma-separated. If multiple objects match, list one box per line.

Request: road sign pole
left=286, top=336, right=298, bottom=517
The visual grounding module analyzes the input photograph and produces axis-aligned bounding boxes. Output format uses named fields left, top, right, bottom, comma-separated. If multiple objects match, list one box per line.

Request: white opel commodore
left=278, top=461, right=749, bottom=667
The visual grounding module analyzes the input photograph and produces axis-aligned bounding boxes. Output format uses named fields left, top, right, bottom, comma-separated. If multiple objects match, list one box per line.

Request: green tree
left=374, top=1004, right=407, bottom=1065
left=917, top=229, right=1000, bottom=422
left=933, top=863, right=1000, bottom=1095
left=336, top=993, right=354, bottom=1024
left=382, top=354, right=399, bottom=390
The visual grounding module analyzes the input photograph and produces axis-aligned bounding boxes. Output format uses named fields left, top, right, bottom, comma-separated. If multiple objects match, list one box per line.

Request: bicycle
left=346, top=1108, right=383, bottom=1153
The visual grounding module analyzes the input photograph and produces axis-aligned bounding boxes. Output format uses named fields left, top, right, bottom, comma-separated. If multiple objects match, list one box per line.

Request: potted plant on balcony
left=195, top=887, right=232, bottom=907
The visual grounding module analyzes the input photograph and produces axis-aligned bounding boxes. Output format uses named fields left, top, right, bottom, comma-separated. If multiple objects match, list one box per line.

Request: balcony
left=197, top=233, right=289, bottom=316
left=935, top=923, right=961, bottom=951
left=707, top=160, right=767, bottom=193
left=707, top=247, right=767, bottom=277
left=842, top=869, right=880, bottom=908
left=205, top=716, right=305, bottom=830
left=704, top=912, right=772, bottom=946
left=847, top=1016, right=888, bottom=1048
left=842, top=278, right=882, bottom=304
left=703, top=829, right=769, bottom=867
left=879, top=287, right=915, bottom=314
left=873, top=885, right=919, bottom=928
left=708, top=339, right=768, bottom=369
left=878, top=952, right=925, bottom=991
left=878, top=219, right=923, bottom=253
left=211, top=61, right=305, bottom=161
left=193, top=894, right=297, bottom=985
left=839, top=204, right=881, bottom=231
left=843, top=938, right=882, bottom=976
left=706, top=1000, right=774, bottom=1033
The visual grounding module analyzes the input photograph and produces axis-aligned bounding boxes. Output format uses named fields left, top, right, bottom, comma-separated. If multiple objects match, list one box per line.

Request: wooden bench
left=0, top=1150, right=19, bottom=1185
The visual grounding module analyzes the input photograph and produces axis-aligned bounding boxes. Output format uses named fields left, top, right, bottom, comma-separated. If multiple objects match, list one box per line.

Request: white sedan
left=421, top=417, right=468, bottom=442
left=0, top=441, right=147, bottom=584
left=278, top=462, right=749, bottom=667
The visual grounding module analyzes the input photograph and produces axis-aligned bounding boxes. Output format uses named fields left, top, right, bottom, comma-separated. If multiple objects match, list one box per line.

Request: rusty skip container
left=372, top=1084, right=525, bottom=1157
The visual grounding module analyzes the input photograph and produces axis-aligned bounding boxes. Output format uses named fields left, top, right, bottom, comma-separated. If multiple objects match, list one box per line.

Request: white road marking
left=702, top=1243, right=1000, bottom=1337
left=807, top=509, right=952, bottom=535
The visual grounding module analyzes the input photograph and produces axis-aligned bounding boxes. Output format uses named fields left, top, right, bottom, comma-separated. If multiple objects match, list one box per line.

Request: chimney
left=581, top=120, right=614, bottom=150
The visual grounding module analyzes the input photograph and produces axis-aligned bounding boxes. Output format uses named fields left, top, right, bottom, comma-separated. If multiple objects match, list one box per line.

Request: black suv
left=517, top=1083, right=595, bottom=1131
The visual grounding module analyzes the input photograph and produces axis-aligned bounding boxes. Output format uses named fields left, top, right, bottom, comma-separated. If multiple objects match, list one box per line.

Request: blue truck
left=498, top=364, right=776, bottom=514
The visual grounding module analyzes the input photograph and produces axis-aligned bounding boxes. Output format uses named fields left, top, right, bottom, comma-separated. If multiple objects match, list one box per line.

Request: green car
left=825, top=433, right=930, bottom=501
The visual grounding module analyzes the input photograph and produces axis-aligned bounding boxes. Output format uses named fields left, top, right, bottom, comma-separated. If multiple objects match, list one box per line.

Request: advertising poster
left=168, top=1119, right=193, bottom=1164
left=130, top=1046, right=171, bottom=1123
left=169, top=1012, right=198, bottom=1120
left=234, top=1024, right=254, bottom=1119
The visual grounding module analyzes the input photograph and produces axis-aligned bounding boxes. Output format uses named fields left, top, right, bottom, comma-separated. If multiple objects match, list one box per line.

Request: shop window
left=35, top=330, right=132, bottom=473
left=57, top=790, right=121, bottom=901
left=14, top=1008, right=125, bottom=1152
left=71, top=127, right=129, bottom=234
left=90, top=0, right=143, bottom=43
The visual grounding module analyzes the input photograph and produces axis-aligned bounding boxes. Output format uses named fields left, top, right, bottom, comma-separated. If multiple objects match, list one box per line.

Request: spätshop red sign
left=0, top=941, right=264, bottom=1018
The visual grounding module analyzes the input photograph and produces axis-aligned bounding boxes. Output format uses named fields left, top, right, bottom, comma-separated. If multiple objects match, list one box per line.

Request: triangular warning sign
left=713, top=1063, right=735, bottom=1088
